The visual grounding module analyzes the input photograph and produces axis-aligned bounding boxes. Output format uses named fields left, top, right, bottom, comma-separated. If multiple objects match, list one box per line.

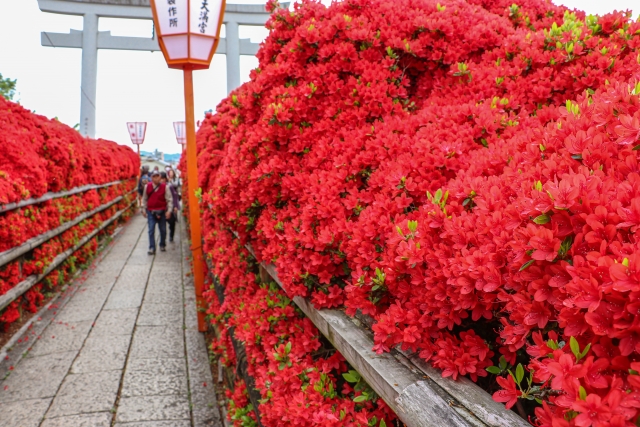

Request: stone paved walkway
left=0, top=214, right=222, bottom=427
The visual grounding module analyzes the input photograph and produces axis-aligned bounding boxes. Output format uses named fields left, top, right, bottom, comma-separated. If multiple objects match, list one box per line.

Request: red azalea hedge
left=178, top=159, right=395, bottom=426
left=0, top=97, right=139, bottom=205
left=0, top=197, right=135, bottom=328
left=0, top=97, right=139, bottom=330
left=194, top=0, right=640, bottom=424
left=0, top=180, right=136, bottom=253
left=204, top=230, right=396, bottom=426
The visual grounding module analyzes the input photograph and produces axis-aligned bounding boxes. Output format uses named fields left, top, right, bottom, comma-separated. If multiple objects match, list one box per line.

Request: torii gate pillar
left=37, top=0, right=274, bottom=138
left=80, top=13, right=98, bottom=137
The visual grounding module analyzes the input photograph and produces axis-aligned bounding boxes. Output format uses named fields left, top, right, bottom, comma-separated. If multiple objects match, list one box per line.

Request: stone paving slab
left=26, top=320, right=94, bottom=358
left=143, top=286, right=183, bottom=304
left=114, top=421, right=191, bottom=427
left=129, top=325, right=184, bottom=359
left=51, top=300, right=105, bottom=323
left=91, top=260, right=131, bottom=277
left=116, top=394, right=191, bottom=423
left=70, top=334, right=131, bottom=374
left=121, top=368, right=189, bottom=397
left=0, top=224, right=138, bottom=377
left=46, top=371, right=121, bottom=417
left=137, top=302, right=183, bottom=326
left=41, top=412, right=112, bottom=427
left=0, top=213, right=223, bottom=426
left=126, top=357, right=187, bottom=374
left=103, top=287, right=146, bottom=310
left=0, top=397, right=52, bottom=427
left=115, top=264, right=154, bottom=285
left=0, top=351, right=76, bottom=403
left=91, top=308, right=138, bottom=336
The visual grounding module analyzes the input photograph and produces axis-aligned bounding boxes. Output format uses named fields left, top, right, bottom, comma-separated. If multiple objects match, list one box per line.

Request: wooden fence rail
left=0, top=199, right=136, bottom=312
left=237, top=242, right=529, bottom=427
left=0, top=179, right=126, bottom=214
left=0, top=189, right=135, bottom=269
left=0, top=180, right=137, bottom=312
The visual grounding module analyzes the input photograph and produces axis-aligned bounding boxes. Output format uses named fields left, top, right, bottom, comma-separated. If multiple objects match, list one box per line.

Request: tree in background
left=0, top=73, right=17, bottom=101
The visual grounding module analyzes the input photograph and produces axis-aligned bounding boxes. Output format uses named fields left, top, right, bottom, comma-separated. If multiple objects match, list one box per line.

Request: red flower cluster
left=225, top=378, right=259, bottom=426
left=194, top=0, right=640, bottom=424
left=203, top=228, right=395, bottom=426
left=0, top=98, right=138, bottom=330
left=0, top=194, right=136, bottom=330
left=0, top=180, right=136, bottom=253
left=0, top=97, right=138, bottom=205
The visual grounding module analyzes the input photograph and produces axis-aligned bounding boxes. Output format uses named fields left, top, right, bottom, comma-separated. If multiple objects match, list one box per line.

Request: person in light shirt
left=160, top=171, right=180, bottom=243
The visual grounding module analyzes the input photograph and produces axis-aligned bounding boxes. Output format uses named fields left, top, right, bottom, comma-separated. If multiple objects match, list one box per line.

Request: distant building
left=139, top=149, right=181, bottom=173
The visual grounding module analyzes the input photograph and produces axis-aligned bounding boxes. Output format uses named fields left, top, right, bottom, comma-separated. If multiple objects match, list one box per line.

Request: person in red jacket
left=141, top=170, right=173, bottom=255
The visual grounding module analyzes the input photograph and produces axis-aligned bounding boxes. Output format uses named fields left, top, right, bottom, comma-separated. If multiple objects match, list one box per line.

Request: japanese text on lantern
left=126, top=122, right=147, bottom=145
left=199, top=1, right=209, bottom=34
left=167, top=0, right=178, bottom=28
left=157, top=0, right=186, bottom=35
left=173, top=121, right=186, bottom=145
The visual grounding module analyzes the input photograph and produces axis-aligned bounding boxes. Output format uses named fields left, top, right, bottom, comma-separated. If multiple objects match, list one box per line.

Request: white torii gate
left=37, top=0, right=272, bottom=137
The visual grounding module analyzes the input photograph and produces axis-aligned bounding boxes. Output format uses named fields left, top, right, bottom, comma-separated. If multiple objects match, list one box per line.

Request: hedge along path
left=0, top=180, right=125, bottom=214
left=0, top=188, right=137, bottom=269
left=240, top=241, right=528, bottom=427
left=0, top=199, right=137, bottom=313
left=205, top=262, right=266, bottom=427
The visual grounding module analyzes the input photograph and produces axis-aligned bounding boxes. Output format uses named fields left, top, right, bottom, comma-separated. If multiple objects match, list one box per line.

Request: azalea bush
left=0, top=191, right=136, bottom=330
left=194, top=0, right=640, bottom=425
left=0, top=97, right=139, bottom=205
left=226, top=378, right=259, bottom=427
left=0, top=97, right=138, bottom=330
left=177, top=161, right=395, bottom=426
left=0, top=180, right=136, bottom=253
left=202, top=218, right=396, bottom=426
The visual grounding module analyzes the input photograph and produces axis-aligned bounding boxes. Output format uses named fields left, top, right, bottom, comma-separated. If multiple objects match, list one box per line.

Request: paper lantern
left=150, top=0, right=226, bottom=70
left=173, top=121, right=186, bottom=145
left=127, top=122, right=147, bottom=145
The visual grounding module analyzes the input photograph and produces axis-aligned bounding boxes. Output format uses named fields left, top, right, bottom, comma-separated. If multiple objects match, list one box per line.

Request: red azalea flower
left=493, top=375, right=521, bottom=410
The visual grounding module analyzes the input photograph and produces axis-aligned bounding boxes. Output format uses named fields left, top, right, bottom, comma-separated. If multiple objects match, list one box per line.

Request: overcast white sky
left=0, top=1, right=637, bottom=155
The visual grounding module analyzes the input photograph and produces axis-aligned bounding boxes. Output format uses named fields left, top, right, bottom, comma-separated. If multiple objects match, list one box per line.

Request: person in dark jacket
left=160, top=172, right=180, bottom=242
left=141, top=171, right=173, bottom=254
left=138, top=166, right=150, bottom=197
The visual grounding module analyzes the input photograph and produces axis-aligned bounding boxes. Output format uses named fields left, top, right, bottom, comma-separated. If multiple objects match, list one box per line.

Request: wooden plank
left=0, top=201, right=135, bottom=312
left=401, top=351, right=528, bottom=427
left=240, top=239, right=529, bottom=426
left=0, top=180, right=124, bottom=213
left=0, top=189, right=135, bottom=268
left=352, top=314, right=530, bottom=427
left=261, top=263, right=484, bottom=427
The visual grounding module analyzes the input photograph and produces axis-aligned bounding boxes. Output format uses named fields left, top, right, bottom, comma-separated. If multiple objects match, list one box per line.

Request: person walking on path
left=167, top=168, right=181, bottom=193
left=160, top=171, right=180, bottom=243
left=141, top=170, right=173, bottom=254
left=137, top=165, right=150, bottom=206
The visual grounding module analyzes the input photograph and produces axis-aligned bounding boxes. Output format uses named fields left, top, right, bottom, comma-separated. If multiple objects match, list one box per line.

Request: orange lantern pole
left=150, top=0, right=226, bottom=332
left=183, top=70, right=207, bottom=332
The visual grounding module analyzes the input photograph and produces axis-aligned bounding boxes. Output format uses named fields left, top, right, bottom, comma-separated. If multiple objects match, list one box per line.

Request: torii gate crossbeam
left=37, top=0, right=273, bottom=138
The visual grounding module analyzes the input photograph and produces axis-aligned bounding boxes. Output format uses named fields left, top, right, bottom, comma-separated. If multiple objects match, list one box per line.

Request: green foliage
left=0, top=73, right=17, bottom=101
left=342, top=369, right=379, bottom=404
